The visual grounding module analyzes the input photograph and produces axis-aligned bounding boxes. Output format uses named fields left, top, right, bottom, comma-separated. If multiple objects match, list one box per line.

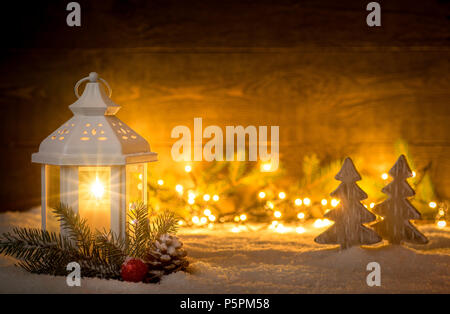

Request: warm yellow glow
left=137, top=183, right=143, bottom=191
left=203, top=194, right=211, bottom=201
left=204, top=209, right=212, bottom=216
left=200, top=217, right=207, bottom=224
left=296, top=227, right=306, bottom=234
left=275, top=223, right=288, bottom=233
left=261, top=163, right=272, bottom=172
left=213, top=195, right=219, bottom=201
left=412, top=171, right=416, bottom=178
left=188, top=191, right=196, bottom=199
left=437, top=220, right=446, bottom=228
left=240, top=214, right=247, bottom=221
left=370, top=202, right=375, bottom=209
left=429, top=201, right=437, bottom=209
left=184, top=165, right=192, bottom=173
left=294, top=198, right=302, bottom=206
left=274, top=211, right=282, bottom=218
left=381, top=173, right=389, bottom=180
left=331, top=199, right=339, bottom=207
left=188, top=199, right=195, bottom=205
left=178, top=220, right=184, bottom=226
left=258, top=191, right=266, bottom=199
left=234, top=216, right=240, bottom=222
left=271, top=220, right=278, bottom=226
left=313, top=218, right=333, bottom=228
left=175, top=184, right=184, bottom=194
left=192, top=216, right=200, bottom=224
left=303, top=197, right=311, bottom=206
left=278, top=192, right=286, bottom=199
left=267, top=201, right=274, bottom=209
left=321, top=199, right=327, bottom=206
left=90, top=177, right=105, bottom=199
left=231, top=227, right=240, bottom=233
left=364, top=204, right=368, bottom=208
left=297, top=212, right=305, bottom=219
left=209, top=215, right=216, bottom=222
left=138, top=173, right=143, bottom=180
left=157, top=179, right=164, bottom=186
left=438, top=209, right=445, bottom=216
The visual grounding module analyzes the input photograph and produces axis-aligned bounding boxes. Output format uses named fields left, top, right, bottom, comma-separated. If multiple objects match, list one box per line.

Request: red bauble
left=121, top=258, right=148, bottom=282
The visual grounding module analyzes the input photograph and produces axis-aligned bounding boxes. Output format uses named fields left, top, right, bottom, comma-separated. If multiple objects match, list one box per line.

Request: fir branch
left=149, top=210, right=179, bottom=242
left=127, top=202, right=150, bottom=259
left=95, top=229, right=127, bottom=265
left=52, top=203, right=92, bottom=255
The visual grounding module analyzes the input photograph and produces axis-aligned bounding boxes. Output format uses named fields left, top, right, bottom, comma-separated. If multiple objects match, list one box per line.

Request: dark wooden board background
left=0, top=0, right=449, bottom=211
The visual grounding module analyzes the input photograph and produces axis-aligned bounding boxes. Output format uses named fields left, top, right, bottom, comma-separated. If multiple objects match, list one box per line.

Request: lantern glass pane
left=46, top=165, right=60, bottom=232
left=126, top=163, right=145, bottom=211
left=78, top=166, right=111, bottom=231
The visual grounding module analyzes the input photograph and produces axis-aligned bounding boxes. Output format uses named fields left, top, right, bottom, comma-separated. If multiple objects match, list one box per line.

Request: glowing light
left=274, top=211, right=282, bottom=218
left=204, top=209, right=212, bottom=216
left=231, top=227, right=240, bottom=233
left=192, top=216, right=200, bottom=224
left=381, top=173, right=389, bottom=180
left=175, top=184, right=183, bottom=194
left=267, top=201, right=274, bottom=209
left=437, top=220, right=446, bottom=228
left=188, top=191, right=196, bottom=199
left=303, top=198, right=311, bottom=206
left=321, top=199, right=327, bottom=206
left=294, top=198, right=302, bottom=206
left=212, top=195, right=219, bottom=201
left=137, top=183, right=143, bottom=190
left=157, top=179, right=164, bottom=186
left=278, top=192, right=286, bottom=200
left=90, top=177, right=105, bottom=199
left=370, top=202, right=375, bottom=209
left=258, top=191, right=266, bottom=199
left=203, top=194, right=211, bottom=201
left=364, top=204, right=368, bottom=208
left=261, top=163, right=272, bottom=172
left=429, top=202, right=437, bottom=209
left=296, top=227, right=306, bottom=234
left=234, top=216, right=240, bottom=222
left=297, top=212, right=305, bottom=219
left=138, top=174, right=143, bottom=180
left=240, top=214, right=247, bottom=221
left=200, top=217, right=207, bottom=224
left=275, top=224, right=288, bottom=233
left=313, top=218, right=332, bottom=228
left=209, top=215, right=216, bottom=222
left=188, top=199, right=195, bottom=205
left=184, top=165, right=192, bottom=173
left=331, top=199, right=339, bottom=207
left=438, top=209, right=445, bottom=216
left=412, top=171, right=416, bottom=178
left=178, top=220, right=184, bottom=226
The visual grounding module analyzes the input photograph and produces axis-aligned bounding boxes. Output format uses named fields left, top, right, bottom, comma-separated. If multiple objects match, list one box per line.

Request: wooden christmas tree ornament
left=314, top=157, right=381, bottom=249
left=372, top=155, right=428, bottom=245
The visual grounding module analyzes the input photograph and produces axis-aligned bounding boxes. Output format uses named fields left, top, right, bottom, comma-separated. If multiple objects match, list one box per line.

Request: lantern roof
left=32, top=72, right=157, bottom=166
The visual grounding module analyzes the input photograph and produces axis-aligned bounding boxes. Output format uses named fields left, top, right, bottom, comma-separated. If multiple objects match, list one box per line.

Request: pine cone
left=146, top=234, right=188, bottom=276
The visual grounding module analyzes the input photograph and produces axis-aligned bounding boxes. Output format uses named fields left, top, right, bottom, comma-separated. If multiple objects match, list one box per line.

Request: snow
left=0, top=208, right=449, bottom=293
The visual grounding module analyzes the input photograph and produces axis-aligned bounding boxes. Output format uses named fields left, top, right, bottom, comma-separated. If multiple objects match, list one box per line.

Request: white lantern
left=32, top=72, right=157, bottom=237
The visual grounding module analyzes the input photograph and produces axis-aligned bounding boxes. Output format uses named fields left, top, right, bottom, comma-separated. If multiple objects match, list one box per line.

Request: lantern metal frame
left=32, top=72, right=157, bottom=237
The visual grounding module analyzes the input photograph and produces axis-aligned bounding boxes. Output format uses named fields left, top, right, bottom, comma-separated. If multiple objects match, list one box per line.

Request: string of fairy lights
left=150, top=163, right=447, bottom=232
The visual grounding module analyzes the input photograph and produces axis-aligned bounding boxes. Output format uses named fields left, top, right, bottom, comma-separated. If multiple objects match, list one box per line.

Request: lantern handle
left=74, top=72, right=112, bottom=99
